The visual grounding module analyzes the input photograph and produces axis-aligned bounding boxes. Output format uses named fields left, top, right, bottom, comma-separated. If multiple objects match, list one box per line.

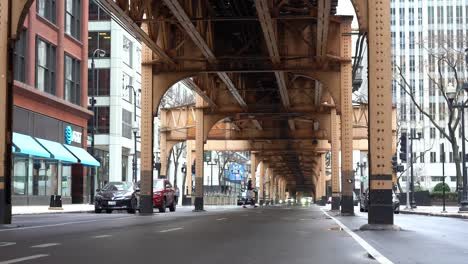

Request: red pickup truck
left=153, top=179, right=176, bottom=212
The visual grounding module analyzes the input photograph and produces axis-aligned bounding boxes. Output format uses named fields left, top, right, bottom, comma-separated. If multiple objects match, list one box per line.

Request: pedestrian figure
left=243, top=179, right=257, bottom=208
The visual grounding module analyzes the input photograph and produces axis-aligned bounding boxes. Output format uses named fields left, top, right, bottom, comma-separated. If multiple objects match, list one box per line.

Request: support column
left=194, top=96, right=205, bottom=211
left=159, top=113, right=168, bottom=179
left=0, top=0, right=13, bottom=224
left=367, top=0, right=394, bottom=226
left=340, top=20, right=354, bottom=216
left=330, top=109, right=341, bottom=210
left=320, top=153, right=327, bottom=203
left=259, top=161, right=265, bottom=205
left=139, top=32, right=154, bottom=214
left=250, top=152, right=258, bottom=188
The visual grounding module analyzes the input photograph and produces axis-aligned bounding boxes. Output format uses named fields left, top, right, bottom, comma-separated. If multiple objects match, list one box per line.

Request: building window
left=13, top=157, right=29, bottom=195
left=122, top=73, right=133, bottom=103
left=122, top=109, right=132, bottom=139
left=88, top=68, right=110, bottom=96
left=89, top=106, right=110, bottom=134
left=36, top=37, right=56, bottom=95
left=37, top=0, right=56, bottom=24
left=14, top=29, right=27, bottom=82
left=430, top=128, right=436, bottom=139
left=420, top=152, right=424, bottom=163
left=123, top=37, right=133, bottom=67
left=431, top=176, right=444, bottom=182
left=64, top=55, right=81, bottom=105
left=430, top=152, right=436, bottom=163
left=88, top=32, right=111, bottom=57
left=449, top=152, right=454, bottom=163
left=89, top=0, right=111, bottom=20
left=65, top=0, right=81, bottom=40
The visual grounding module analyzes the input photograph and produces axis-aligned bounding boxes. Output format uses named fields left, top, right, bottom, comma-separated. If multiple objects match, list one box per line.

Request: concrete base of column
left=360, top=224, right=401, bottom=231
left=193, top=197, right=205, bottom=212
left=340, top=195, right=354, bottom=216
left=331, top=196, right=340, bottom=211
left=368, top=189, right=394, bottom=225
left=0, top=189, right=12, bottom=224
left=259, top=199, right=264, bottom=206
left=139, top=195, right=153, bottom=215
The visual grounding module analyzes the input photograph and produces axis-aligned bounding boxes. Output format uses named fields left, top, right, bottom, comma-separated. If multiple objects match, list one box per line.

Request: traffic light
left=392, top=155, right=398, bottom=172
left=399, top=132, right=408, bottom=162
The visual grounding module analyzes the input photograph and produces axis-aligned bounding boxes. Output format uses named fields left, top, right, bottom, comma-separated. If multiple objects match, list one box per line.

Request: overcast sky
left=336, top=0, right=358, bottom=28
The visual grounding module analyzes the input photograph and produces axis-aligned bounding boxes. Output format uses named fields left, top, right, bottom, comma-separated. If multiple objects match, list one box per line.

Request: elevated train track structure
left=1, top=0, right=394, bottom=226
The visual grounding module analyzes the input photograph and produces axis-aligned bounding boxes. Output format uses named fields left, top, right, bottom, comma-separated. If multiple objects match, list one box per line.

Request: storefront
left=12, top=107, right=100, bottom=205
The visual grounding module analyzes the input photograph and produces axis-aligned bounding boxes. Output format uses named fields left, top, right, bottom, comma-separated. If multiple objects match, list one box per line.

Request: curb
left=13, top=210, right=94, bottom=216
left=400, top=210, right=468, bottom=219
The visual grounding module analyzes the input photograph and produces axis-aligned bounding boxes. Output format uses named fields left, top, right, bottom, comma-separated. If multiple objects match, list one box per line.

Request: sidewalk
left=12, top=204, right=94, bottom=215
left=400, top=205, right=468, bottom=219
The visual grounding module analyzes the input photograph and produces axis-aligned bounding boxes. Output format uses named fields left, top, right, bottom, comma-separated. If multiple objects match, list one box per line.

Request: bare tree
left=396, top=34, right=466, bottom=190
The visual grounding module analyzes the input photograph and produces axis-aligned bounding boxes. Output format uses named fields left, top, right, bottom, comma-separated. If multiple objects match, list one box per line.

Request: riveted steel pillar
left=330, top=109, right=341, bottom=210
left=250, top=152, right=258, bottom=188
left=194, top=96, right=205, bottom=211
left=340, top=19, right=354, bottom=216
left=139, top=33, right=154, bottom=215
left=259, top=161, right=265, bottom=205
left=0, top=0, right=12, bottom=224
left=367, top=0, right=394, bottom=225
left=159, top=113, right=168, bottom=179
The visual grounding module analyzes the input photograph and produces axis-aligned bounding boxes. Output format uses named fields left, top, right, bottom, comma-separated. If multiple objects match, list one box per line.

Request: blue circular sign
left=65, top=126, right=73, bottom=145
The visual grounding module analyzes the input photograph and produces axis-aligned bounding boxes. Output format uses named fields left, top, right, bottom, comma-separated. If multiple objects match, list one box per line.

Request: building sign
left=65, top=126, right=82, bottom=145
left=228, top=163, right=245, bottom=181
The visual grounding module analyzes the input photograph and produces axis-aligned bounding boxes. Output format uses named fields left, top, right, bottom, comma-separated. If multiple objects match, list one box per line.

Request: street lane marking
left=0, top=254, right=49, bottom=264
left=31, top=243, right=60, bottom=248
left=216, top=218, right=228, bottom=221
left=0, top=216, right=134, bottom=233
left=92, top=235, right=112, bottom=239
left=321, top=209, right=394, bottom=264
left=159, top=227, right=183, bottom=233
left=0, top=242, right=16, bottom=248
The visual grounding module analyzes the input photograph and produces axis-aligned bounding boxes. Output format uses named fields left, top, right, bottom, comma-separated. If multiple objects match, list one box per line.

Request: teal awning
left=63, top=145, right=100, bottom=167
left=13, top=132, right=50, bottom=158
left=36, top=138, right=78, bottom=163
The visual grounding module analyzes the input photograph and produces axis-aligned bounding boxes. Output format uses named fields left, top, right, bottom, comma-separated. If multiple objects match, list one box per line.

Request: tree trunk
left=451, top=139, right=462, bottom=191
left=174, top=161, right=179, bottom=188
left=396, top=176, right=404, bottom=193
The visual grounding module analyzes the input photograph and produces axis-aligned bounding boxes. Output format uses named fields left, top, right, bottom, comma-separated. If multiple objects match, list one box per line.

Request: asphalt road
left=0, top=205, right=467, bottom=264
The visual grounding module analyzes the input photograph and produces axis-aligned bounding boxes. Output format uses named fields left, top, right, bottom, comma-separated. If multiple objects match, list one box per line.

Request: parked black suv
left=359, top=189, right=400, bottom=213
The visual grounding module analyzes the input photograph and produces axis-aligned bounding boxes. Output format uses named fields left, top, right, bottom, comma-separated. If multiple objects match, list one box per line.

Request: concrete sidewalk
left=400, top=205, right=468, bottom=219
left=12, top=204, right=94, bottom=215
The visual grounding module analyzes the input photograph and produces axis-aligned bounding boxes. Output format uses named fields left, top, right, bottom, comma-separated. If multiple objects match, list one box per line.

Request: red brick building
left=12, top=0, right=96, bottom=205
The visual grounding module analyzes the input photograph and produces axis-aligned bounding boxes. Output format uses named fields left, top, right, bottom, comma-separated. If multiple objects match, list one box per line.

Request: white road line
left=0, top=216, right=134, bottom=233
left=321, top=209, right=394, bottom=264
left=0, top=242, right=16, bottom=248
left=0, top=254, right=49, bottom=264
left=216, top=218, right=228, bottom=221
left=159, top=227, right=183, bottom=233
left=92, top=235, right=112, bottom=239
left=30, top=243, right=60, bottom=248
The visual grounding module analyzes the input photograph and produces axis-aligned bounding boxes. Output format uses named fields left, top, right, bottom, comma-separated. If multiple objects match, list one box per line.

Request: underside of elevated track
left=1, top=0, right=394, bottom=226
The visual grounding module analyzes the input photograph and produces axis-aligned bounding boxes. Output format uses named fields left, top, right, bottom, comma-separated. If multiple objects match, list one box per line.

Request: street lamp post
left=126, top=85, right=141, bottom=183
left=89, top=48, right=106, bottom=204
left=408, top=130, right=422, bottom=209
left=447, top=82, right=468, bottom=212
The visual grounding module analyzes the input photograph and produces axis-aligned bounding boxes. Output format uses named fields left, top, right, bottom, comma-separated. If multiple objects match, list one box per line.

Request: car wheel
left=159, top=199, right=166, bottom=213
left=169, top=200, right=176, bottom=212
left=127, top=198, right=137, bottom=214
left=94, top=208, right=102, bottom=213
left=359, top=207, right=364, bottom=212
left=106, top=209, right=113, bottom=214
